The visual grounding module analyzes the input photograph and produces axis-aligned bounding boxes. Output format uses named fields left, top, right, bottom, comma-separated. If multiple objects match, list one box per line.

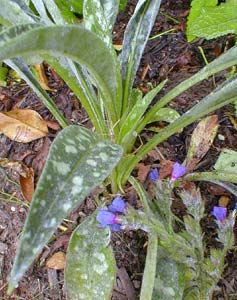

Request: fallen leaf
left=0, top=158, right=30, bottom=177
left=20, top=167, right=34, bottom=202
left=46, top=120, right=60, bottom=131
left=227, top=113, right=237, bottom=131
left=113, top=44, right=122, bottom=51
left=146, top=150, right=161, bottom=163
left=159, top=160, right=174, bottom=179
left=46, top=252, right=66, bottom=270
left=34, top=64, right=56, bottom=91
left=186, top=115, right=219, bottom=172
left=219, top=195, right=230, bottom=207
left=136, top=163, right=150, bottom=183
left=0, top=158, right=35, bottom=201
left=0, top=109, right=48, bottom=143
left=206, top=183, right=229, bottom=196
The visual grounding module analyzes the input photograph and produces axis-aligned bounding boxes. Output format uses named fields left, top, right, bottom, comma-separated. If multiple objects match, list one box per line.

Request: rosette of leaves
left=1, top=0, right=237, bottom=298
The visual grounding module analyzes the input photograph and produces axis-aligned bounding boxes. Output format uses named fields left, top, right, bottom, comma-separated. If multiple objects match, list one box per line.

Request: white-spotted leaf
left=214, top=149, right=237, bottom=173
left=65, top=214, right=116, bottom=300
left=9, top=125, right=123, bottom=290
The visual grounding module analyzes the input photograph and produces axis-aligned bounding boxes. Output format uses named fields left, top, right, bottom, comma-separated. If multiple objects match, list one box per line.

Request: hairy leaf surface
left=187, top=0, right=237, bottom=41
left=0, top=24, right=117, bottom=112
left=9, top=125, right=123, bottom=289
left=65, top=214, right=116, bottom=300
left=0, top=0, right=35, bottom=26
left=119, top=0, right=162, bottom=111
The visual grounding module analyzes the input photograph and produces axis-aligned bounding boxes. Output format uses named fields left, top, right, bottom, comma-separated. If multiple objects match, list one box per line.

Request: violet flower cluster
left=96, top=196, right=126, bottom=231
left=149, top=162, right=187, bottom=181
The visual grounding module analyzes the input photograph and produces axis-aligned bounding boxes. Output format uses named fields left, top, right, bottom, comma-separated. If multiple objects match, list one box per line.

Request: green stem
left=149, top=28, right=176, bottom=40
left=140, top=233, right=157, bottom=300
left=110, top=169, right=118, bottom=194
left=185, top=171, right=237, bottom=184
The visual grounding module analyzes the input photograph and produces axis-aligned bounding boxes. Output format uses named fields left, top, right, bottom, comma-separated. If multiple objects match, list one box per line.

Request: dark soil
left=1, top=0, right=237, bottom=299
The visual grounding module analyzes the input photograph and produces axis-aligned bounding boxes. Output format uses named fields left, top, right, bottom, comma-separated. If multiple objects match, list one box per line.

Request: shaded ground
left=1, top=0, right=237, bottom=299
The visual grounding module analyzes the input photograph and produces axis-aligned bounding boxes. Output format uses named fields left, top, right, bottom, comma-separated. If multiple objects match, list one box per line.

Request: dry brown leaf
left=46, top=120, right=60, bottom=131
left=46, top=252, right=66, bottom=270
left=227, top=113, right=237, bottom=131
left=0, top=158, right=31, bottom=177
left=218, top=195, right=230, bottom=208
left=34, top=64, right=56, bottom=91
left=113, top=44, right=122, bottom=51
left=159, top=160, right=174, bottom=179
left=186, top=115, right=219, bottom=172
left=206, top=183, right=229, bottom=196
left=20, top=167, right=34, bottom=202
left=136, top=163, right=150, bottom=183
left=0, top=109, right=48, bottom=143
left=0, top=158, right=35, bottom=201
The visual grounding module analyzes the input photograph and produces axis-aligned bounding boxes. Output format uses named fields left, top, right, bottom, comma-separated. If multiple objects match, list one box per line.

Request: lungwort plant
left=125, top=173, right=236, bottom=300
left=1, top=0, right=237, bottom=298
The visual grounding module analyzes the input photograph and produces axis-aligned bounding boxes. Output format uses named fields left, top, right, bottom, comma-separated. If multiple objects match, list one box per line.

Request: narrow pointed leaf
left=65, top=214, right=116, bottom=300
left=42, top=0, right=65, bottom=25
left=119, top=0, right=162, bottom=111
left=118, top=81, right=166, bottom=145
left=186, top=171, right=237, bottom=184
left=140, top=233, right=157, bottom=300
left=0, top=0, right=35, bottom=26
left=141, top=46, right=237, bottom=131
left=44, top=56, right=107, bottom=134
left=120, top=75, right=237, bottom=185
left=6, top=58, right=68, bottom=128
left=83, top=0, right=122, bottom=120
left=9, top=125, right=123, bottom=290
left=31, top=0, right=52, bottom=24
left=101, top=0, right=120, bottom=31
left=0, top=24, right=117, bottom=118
left=148, top=107, right=180, bottom=124
left=84, top=0, right=114, bottom=50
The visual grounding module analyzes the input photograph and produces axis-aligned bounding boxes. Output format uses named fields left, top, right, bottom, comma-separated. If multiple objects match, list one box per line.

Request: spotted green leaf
left=214, top=148, right=237, bottom=173
left=0, top=0, right=35, bottom=26
left=0, top=24, right=118, bottom=124
left=152, top=249, right=185, bottom=300
left=9, top=125, right=123, bottom=290
left=65, top=213, right=116, bottom=300
left=140, top=233, right=157, bottom=300
left=119, top=0, right=162, bottom=112
left=148, top=107, right=180, bottom=124
left=117, top=81, right=166, bottom=147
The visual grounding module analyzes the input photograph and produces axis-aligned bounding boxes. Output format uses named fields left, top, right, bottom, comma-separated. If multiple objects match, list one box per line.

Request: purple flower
left=212, top=206, right=227, bottom=222
left=110, top=224, right=122, bottom=231
left=171, top=162, right=186, bottom=180
left=149, top=168, right=159, bottom=181
left=96, top=210, right=119, bottom=228
left=108, top=196, right=126, bottom=213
